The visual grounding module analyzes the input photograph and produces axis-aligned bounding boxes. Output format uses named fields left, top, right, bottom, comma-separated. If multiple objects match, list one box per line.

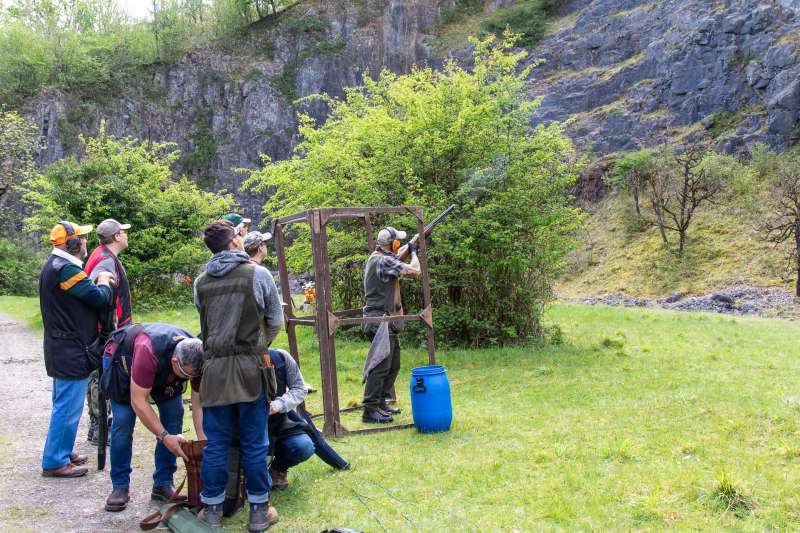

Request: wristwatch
left=156, top=430, right=169, bottom=443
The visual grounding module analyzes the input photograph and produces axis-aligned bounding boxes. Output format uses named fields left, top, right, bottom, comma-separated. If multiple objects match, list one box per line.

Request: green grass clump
left=480, top=0, right=564, bottom=47
left=711, top=471, right=754, bottom=518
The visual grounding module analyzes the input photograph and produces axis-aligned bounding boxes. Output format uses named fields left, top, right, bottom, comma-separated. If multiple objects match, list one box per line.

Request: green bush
left=0, top=236, right=41, bottom=296
left=246, top=35, right=583, bottom=346
left=480, top=0, right=563, bottom=47
left=23, top=123, right=235, bottom=309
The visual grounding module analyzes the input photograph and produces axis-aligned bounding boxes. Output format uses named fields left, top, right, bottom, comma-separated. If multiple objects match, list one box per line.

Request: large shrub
left=23, top=124, right=235, bottom=309
left=480, top=0, right=563, bottom=47
left=246, top=34, right=583, bottom=346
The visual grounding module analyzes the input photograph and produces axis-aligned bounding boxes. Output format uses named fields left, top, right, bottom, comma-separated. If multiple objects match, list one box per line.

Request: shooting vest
left=267, top=349, right=307, bottom=440
left=363, top=251, right=403, bottom=334
left=195, top=262, right=274, bottom=407
left=39, top=254, right=101, bottom=379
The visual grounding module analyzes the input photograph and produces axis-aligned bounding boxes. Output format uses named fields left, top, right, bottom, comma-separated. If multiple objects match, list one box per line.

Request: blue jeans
left=271, top=433, right=315, bottom=472
left=42, top=376, right=90, bottom=470
left=109, top=394, right=184, bottom=488
left=201, top=392, right=270, bottom=505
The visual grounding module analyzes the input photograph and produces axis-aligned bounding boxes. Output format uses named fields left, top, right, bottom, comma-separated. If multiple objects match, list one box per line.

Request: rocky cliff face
left=528, top=0, right=800, bottom=197
left=21, top=0, right=800, bottom=212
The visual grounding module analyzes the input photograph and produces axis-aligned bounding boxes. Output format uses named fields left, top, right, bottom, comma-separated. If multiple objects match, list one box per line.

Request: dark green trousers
left=363, top=334, right=401, bottom=408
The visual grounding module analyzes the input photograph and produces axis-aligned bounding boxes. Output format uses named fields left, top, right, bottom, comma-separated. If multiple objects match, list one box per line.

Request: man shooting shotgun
left=360, top=205, right=454, bottom=423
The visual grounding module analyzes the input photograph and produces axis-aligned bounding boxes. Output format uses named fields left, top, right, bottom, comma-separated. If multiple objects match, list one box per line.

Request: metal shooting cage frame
left=271, top=206, right=436, bottom=437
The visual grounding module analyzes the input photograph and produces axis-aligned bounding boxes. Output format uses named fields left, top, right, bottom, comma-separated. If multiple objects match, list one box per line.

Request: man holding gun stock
left=361, top=206, right=454, bottom=424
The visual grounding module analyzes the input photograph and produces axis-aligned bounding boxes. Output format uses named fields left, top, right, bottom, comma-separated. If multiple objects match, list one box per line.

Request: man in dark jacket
left=194, top=221, right=284, bottom=532
left=361, top=227, right=420, bottom=423
left=103, top=324, right=205, bottom=512
left=40, top=221, right=114, bottom=478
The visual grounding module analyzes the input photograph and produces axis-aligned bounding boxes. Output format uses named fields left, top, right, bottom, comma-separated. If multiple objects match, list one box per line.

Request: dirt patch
left=0, top=313, right=162, bottom=532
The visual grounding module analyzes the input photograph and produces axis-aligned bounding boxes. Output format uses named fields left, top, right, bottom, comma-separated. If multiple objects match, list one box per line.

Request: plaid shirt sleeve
left=376, top=255, right=406, bottom=283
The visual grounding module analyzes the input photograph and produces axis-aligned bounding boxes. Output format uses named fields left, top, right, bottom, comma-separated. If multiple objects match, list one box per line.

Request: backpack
left=99, top=324, right=144, bottom=404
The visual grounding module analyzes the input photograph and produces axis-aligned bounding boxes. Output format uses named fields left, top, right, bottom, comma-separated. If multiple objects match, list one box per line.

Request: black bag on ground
left=99, top=324, right=144, bottom=404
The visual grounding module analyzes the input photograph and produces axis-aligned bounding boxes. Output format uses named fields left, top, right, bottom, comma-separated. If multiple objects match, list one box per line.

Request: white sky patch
left=121, top=0, right=154, bottom=21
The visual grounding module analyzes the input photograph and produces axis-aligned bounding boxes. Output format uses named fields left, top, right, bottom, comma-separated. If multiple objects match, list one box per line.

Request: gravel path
left=0, top=312, right=161, bottom=533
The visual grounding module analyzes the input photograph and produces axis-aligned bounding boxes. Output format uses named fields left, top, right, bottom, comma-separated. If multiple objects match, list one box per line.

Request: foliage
left=762, top=151, right=800, bottom=295
left=707, top=110, right=741, bottom=139
left=0, top=236, right=41, bottom=296
left=246, top=34, right=583, bottom=346
left=23, top=123, right=235, bottom=308
left=0, top=0, right=300, bottom=105
left=0, top=111, right=37, bottom=232
left=606, top=149, right=657, bottom=224
left=480, top=0, right=564, bottom=47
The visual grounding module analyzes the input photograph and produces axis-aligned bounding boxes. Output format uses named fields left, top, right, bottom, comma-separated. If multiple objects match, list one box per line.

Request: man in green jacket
left=193, top=221, right=283, bottom=532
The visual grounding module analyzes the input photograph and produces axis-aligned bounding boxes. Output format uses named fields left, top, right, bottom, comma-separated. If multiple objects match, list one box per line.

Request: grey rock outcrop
left=18, top=0, right=800, bottom=213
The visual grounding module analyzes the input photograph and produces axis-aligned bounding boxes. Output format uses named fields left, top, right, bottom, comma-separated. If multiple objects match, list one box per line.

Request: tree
left=608, top=149, right=656, bottom=219
left=245, top=34, right=583, bottom=346
left=0, top=111, right=38, bottom=232
left=763, top=153, right=800, bottom=296
left=23, top=123, right=235, bottom=307
left=641, top=146, right=727, bottom=255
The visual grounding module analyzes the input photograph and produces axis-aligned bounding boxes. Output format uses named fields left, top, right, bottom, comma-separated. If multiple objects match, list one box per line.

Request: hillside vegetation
left=559, top=192, right=790, bottom=297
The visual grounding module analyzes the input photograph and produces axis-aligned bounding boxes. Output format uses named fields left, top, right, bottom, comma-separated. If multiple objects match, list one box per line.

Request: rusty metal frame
left=272, top=207, right=436, bottom=437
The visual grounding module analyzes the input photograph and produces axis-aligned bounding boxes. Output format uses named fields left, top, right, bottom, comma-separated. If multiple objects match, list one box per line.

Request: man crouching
left=102, top=324, right=205, bottom=512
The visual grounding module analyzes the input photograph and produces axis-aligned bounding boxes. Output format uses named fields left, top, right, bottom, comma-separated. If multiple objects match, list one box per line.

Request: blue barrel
left=410, top=365, right=452, bottom=433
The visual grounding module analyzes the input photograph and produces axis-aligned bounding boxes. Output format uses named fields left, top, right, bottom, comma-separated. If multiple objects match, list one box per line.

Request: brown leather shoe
left=70, top=452, right=88, bottom=466
left=269, top=467, right=289, bottom=490
left=151, top=483, right=188, bottom=502
left=42, top=463, right=88, bottom=478
left=105, top=487, right=130, bottom=512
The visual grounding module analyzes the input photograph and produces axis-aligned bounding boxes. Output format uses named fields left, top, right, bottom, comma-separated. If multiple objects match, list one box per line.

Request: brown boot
left=105, top=487, right=130, bottom=512
left=269, top=467, right=289, bottom=490
left=70, top=452, right=88, bottom=466
left=248, top=503, right=279, bottom=532
left=151, top=483, right=188, bottom=502
left=42, top=463, right=88, bottom=478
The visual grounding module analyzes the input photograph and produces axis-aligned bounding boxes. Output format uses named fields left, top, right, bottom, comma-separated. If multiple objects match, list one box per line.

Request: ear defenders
left=384, top=227, right=401, bottom=254
left=59, top=221, right=82, bottom=254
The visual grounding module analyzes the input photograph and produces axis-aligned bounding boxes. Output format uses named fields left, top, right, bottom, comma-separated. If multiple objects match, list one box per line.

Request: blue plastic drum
left=410, top=365, right=452, bottom=433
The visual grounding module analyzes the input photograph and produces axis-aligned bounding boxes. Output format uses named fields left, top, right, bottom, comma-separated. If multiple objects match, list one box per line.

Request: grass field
left=4, top=295, right=800, bottom=531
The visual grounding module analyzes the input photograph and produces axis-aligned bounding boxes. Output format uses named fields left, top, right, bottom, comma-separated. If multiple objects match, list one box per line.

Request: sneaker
left=198, top=503, right=223, bottom=527
left=248, top=503, right=279, bottom=532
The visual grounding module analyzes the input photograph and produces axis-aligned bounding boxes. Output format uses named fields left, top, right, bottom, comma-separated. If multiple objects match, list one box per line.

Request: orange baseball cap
left=50, top=221, right=93, bottom=246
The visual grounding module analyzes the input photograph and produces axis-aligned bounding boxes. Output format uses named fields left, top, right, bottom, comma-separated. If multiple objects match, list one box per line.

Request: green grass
left=6, top=296, right=800, bottom=529
left=560, top=192, right=792, bottom=297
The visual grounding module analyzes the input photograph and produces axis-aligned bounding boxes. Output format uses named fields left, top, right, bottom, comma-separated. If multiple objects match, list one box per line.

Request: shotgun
left=395, top=204, right=455, bottom=261
left=97, top=286, right=117, bottom=470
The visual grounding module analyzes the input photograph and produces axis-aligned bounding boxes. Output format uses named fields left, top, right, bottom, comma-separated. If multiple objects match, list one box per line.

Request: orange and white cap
left=50, top=222, right=92, bottom=246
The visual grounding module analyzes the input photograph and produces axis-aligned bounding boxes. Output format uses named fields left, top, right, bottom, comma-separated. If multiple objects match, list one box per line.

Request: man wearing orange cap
left=39, top=221, right=115, bottom=478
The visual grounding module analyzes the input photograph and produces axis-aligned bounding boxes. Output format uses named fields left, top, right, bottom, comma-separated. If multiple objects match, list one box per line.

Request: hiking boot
left=151, top=483, right=188, bottom=503
left=105, top=487, right=130, bottom=512
left=248, top=503, right=279, bottom=532
left=199, top=503, right=223, bottom=527
left=379, top=401, right=401, bottom=415
left=42, top=463, right=88, bottom=478
left=269, top=467, right=289, bottom=490
left=362, top=406, right=393, bottom=424
left=70, top=452, right=88, bottom=466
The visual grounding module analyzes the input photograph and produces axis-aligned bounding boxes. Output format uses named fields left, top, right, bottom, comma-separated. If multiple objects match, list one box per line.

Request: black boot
left=379, top=400, right=401, bottom=415
left=199, top=503, right=223, bottom=527
left=248, top=503, right=279, bottom=532
left=362, top=406, right=393, bottom=423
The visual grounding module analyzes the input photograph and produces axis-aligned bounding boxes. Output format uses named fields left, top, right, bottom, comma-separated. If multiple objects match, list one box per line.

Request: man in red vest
left=85, top=219, right=132, bottom=445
